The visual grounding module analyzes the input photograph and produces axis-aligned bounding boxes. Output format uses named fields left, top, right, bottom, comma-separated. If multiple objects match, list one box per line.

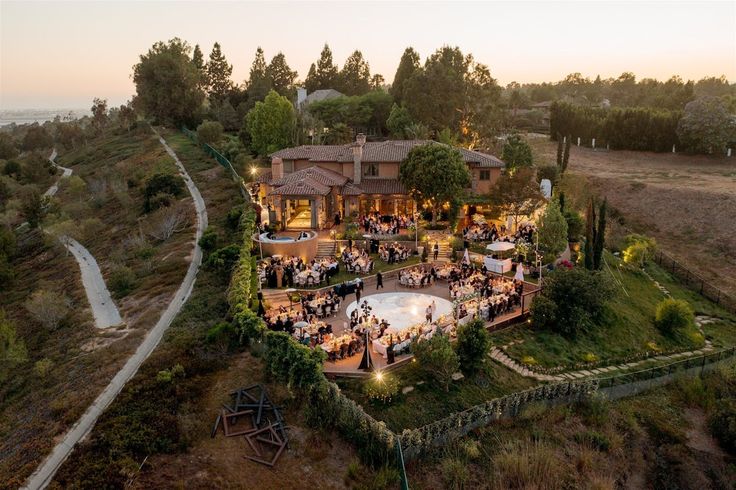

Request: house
left=255, top=134, right=505, bottom=230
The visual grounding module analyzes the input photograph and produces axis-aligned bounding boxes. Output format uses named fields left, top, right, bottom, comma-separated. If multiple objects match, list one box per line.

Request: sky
left=1, top=0, right=734, bottom=110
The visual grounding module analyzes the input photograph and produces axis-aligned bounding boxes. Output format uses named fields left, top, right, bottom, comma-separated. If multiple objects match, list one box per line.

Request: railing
left=653, top=250, right=736, bottom=314
left=181, top=127, right=250, bottom=201
left=395, top=439, right=409, bottom=490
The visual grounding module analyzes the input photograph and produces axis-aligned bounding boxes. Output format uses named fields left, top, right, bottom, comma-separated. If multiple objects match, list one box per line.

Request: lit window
left=479, top=170, right=491, bottom=181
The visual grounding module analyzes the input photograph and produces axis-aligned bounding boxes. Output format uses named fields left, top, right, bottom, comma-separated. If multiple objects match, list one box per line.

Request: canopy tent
left=486, top=242, right=515, bottom=252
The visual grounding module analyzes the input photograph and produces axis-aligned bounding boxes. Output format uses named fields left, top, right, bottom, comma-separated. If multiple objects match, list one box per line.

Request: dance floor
left=345, top=292, right=452, bottom=333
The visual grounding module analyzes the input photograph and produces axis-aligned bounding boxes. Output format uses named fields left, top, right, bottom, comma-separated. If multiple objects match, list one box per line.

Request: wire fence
left=653, top=251, right=736, bottom=314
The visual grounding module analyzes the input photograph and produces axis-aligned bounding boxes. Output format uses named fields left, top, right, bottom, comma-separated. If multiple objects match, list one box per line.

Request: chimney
left=352, top=145, right=362, bottom=185
left=271, top=156, right=284, bottom=180
left=296, top=87, right=307, bottom=109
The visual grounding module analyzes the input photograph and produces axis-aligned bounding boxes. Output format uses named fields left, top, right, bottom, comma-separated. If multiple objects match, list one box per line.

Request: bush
left=109, top=265, right=136, bottom=298
left=441, top=456, right=468, bottom=489
left=655, top=298, right=694, bottom=334
left=143, top=173, right=185, bottom=212
left=455, top=318, right=490, bottom=375
left=622, top=234, right=656, bottom=267
left=225, top=205, right=244, bottom=231
left=536, top=165, right=560, bottom=185
left=196, top=120, right=224, bottom=146
left=412, top=333, right=459, bottom=392
left=206, top=244, right=240, bottom=278
left=709, top=399, right=736, bottom=454
left=198, top=226, right=218, bottom=255
left=35, top=358, right=54, bottom=379
left=364, top=372, right=400, bottom=404
left=564, top=210, right=584, bottom=242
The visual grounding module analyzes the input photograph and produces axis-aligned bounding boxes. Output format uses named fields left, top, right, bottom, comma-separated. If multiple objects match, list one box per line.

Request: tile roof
left=271, top=140, right=504, bottom=168
left=268, top=178, right=331, bottom=196
left=304, top=89, right=344, bottom=105
left=270, top=166, right=348, bottom=187
left=355, top=179, right=407, bottom=195
left=253, top=169, right=272, bottom=184
left=341, top=182, right=364, bottom=196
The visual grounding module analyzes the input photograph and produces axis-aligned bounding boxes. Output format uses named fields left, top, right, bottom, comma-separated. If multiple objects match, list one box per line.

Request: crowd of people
left=259, top=255, right=340, bottom=288
left=341, top=247, right=374, bottom=273
left=463, top=221, right=536, bottom=244
left=359, top=212, right=414, bottom=236
left=378, top=242, right=411, bottom=263
left=398, top=265, right=435, bottom=287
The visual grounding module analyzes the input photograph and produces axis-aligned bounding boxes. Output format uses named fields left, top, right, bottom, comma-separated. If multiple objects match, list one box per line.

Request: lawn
left=337, top=359, right=535, bottom=432
left=491, top=253, right=735, bottom=370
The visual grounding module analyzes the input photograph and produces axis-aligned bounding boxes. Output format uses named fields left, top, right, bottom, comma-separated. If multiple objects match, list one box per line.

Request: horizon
left=1, top=0, right=735, bottom=110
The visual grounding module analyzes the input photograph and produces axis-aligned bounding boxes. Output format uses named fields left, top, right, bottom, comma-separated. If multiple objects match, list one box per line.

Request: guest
left=376, top=271, right=383, bottom=289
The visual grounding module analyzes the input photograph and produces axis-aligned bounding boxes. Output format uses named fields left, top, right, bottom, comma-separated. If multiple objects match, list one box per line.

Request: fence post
left=395, top=439, right=409, bottom=490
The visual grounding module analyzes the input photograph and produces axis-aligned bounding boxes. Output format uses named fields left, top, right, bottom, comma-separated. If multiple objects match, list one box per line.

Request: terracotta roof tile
left=355, top=179, right=407, bottom=195
left=268, top=177, right=331, bottom=196
left=270, top=166, right=348, bottom=187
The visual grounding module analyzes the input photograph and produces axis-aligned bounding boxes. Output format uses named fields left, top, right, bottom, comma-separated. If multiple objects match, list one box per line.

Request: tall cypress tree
left=558, top=191, right=565, bottom=213
left=390, top=47, right=420, bottom=104
left=247, top=47, right=271, bottom=106
left=593, top=199, right=607, bottom=269
left=266, top=52, right=298, bottom=97
left=304, top=44, right=338, bottom=93
left=562, top=134, right=571, bottom=172
left=556, top=132, right=563, bottom=168
left=584, top=198, right=596, bottom=270
left=191, top=44, right=206, bottom=89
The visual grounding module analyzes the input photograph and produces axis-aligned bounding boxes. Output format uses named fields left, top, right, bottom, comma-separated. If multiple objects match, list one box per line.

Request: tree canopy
left=491, top=168, right=544, bottom=230
left=133, top=38, right=204, bottom=125
left=536, top=199, right=568, bottom=260
left=501, top=134, right=533, bottom=170
left=245, top=90, right=296, bottom=156
left=304, top=44, right=339, bottom=93
left=265, top=52, right=298, bottom=98
left=390, top=47, right=420, bottom=104
left=399, top=143, right=471, bottom=224
left=677, top=96, right=735, bottom=154
left=338, top=50, right=372, bottom=96
left=205, top=42, right=233, bottom=102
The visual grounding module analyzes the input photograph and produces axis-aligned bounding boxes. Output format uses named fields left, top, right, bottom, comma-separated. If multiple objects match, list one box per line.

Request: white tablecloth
left=372, top=339, right=388, bottom=358
left=484, top=257, right=513, bottom=274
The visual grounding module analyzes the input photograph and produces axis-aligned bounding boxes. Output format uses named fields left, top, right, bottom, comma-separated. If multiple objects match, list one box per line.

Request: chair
left=306, top=276, right=315, bottom=286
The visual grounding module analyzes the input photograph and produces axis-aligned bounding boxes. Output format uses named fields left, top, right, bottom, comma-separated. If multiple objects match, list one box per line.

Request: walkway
left=24, top=132, right=208, bottom=489
left=43, top=149, right=72, bottom=198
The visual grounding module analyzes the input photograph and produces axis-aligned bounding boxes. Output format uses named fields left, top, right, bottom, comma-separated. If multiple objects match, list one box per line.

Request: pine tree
left=593, top=199, right=607, bottom=269
left=390, top=47, right=420, bottom=104
left=304, top=44, right=338, bottom=93
left=247, top=47, right=271, bottom=105
left=558, top=191, right=565, bottom=212
left=206, top=42, right=233, bottom=102
left=556, top=132, right=563, bottom=168
left=338, top=50, right=372, bottom=95
left=191, top=44, right=206, bottom=89
left=266, top=52, right=298, bottom=97
left=562, top=134, right=571, bottom=172
left=584, top=198, right=596, bottom=270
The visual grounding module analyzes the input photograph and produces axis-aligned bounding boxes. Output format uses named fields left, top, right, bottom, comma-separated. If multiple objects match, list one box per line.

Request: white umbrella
left=514, top=262, right=525, bottom=282
left=463, top=248, right=470, bottom=264
left=486, top=242, right=515, bottom=252
left=294, top=321, right=309, bottom=328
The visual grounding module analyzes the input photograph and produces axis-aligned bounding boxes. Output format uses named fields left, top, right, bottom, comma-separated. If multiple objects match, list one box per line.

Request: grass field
left=529, top=138, right=736, bottom=299
left=491, top=252, right=736, bottom=370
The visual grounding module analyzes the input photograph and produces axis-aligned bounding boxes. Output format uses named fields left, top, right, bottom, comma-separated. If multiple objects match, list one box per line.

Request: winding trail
left=24, top=134, right=208, bottom=489
left=44, top=149, right=122, bottom=328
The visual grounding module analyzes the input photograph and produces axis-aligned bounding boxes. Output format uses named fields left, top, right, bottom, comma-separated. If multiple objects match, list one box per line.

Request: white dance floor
left=346, top=292, right=453, bottom=332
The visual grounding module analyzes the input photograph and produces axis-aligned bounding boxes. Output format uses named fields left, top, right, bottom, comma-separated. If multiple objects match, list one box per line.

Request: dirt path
left=23, top=134, right=208, bottom=490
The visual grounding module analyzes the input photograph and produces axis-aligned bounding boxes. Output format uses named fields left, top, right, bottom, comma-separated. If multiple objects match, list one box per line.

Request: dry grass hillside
left=530, top=138, right=736, bottom=298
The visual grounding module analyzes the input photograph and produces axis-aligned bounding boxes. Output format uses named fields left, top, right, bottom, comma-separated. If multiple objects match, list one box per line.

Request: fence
left=653, top=250, right=736, bottom=314
left=181, top=127, right=250, bottom=201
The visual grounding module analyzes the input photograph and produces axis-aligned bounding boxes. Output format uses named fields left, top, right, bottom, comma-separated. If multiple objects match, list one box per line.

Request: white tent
left=486, top=242, right=516, bottom=253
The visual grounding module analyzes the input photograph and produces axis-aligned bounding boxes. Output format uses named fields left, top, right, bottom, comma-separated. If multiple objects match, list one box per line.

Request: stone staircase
left=261, top=289, right=290, bottom=309
left=316, top=240, right=337, bottom=258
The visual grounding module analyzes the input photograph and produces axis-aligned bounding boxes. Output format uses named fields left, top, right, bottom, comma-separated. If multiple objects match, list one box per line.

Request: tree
left=145, top=203, right=189, bottom=241
left=556, top=133, right=563, bottom=167
left=583, top=198, right=596, bottom=270
left=593, top=199, right=606, bottom=269
left=412, top=333, right=459, bottom=392
left=677, top=96, right=735, bottom=154
left=56, top=122, right=85, bottom=149
left=305, top=44, right=339, bottom=93
left=370, top=74, right=385, bottom=90
left=132, top=38, right=204, bottom=126
left=196, top=120, right=224, bottom=146
left=25, top=289, right=70, bottom=330
left=562, top=134, right=571, bottom=172
left=118, top=102, right=136, bottom=132
left=501, top=134, right=533, bottom=170
left=0, top=133, right=18, bottom=160
left=399, top=143, right=471, bottom=224
left=205, top=42, right=233, bottom=102
left=339, top=50, right=371, bottom=96
left=143, top=173, right=185, bottom=212
left=191, top=44, right=206, bottom=89
left=266, top=52, right=298, bottom=97
left=246, top=47, right=271, bottom=105
left=491, top=168, right=544, bottom=231
left=245, top=90, right=296, bottom=156
left=90, top=97, right=109, bottom=134
left=21, top=188, right=44, bottom=228
left=0, top=310, right=27, bottom=375
left=536, top=199, right=568, bottom=261
left=390, top=47, right=420, bottom=104
left=455, top=318, right=490, bottom=376
left=386, top=103, right=414, bottom=138
left=21, top=125, right=53, bottom=151
left=531, top=267, right=613, bottom=337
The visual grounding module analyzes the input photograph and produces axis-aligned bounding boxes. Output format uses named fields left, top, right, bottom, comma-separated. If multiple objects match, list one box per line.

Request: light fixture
left=375, top=371, right=384, bottom=382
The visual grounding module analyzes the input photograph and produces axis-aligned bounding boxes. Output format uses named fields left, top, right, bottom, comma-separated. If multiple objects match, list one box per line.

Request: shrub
left=412, top=333, right=459, bottom=392
left=654, top=298, right=694, bottom=334
left=574, top=430, right=611, bottom=452
left=206, top=244, right=240, bottom=278
left=622, top=234, right=656, bottom=267
left=225, top=205, right=244, bottom=231
left=709, top=399, right=736, bottom=454
left=263, top=331, right=325, bottom=394
left=143, top=173, right=184, bottom=212
left=109, top=265, right=136, bottom=298
left=196, top=120, right=224, bottom=146
left=35, top=358, right=54, bottom=378
left=536, top=165, right=560, bottom=185
left=491, top=440, right=562, bottom=489
left=364, top=372, right=400, bottom=404
left=198, top=226, right=218, bottom=255
left=441, top=456, right=468, bottom=489
left=205, top=321, right=239, bottom=350
left=24, top=289, right=70, bottom=330
left=564, top=210, right=584, bottom=242
left=455, top=318, right=490, bottom=375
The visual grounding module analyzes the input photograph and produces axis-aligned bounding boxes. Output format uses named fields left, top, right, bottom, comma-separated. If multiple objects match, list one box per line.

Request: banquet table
left=372, top=338, right=389, bottom=358
left=484, top=257, right=513, bottom=274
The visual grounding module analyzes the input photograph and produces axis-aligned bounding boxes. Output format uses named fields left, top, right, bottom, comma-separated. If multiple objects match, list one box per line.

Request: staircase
left=261, top=289, right=290, bottom=309
left=316, top=240, right=337, bottom=259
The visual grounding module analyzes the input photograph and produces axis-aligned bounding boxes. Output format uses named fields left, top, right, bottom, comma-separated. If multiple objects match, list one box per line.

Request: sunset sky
left=1, top=0, right=734, bottom=109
